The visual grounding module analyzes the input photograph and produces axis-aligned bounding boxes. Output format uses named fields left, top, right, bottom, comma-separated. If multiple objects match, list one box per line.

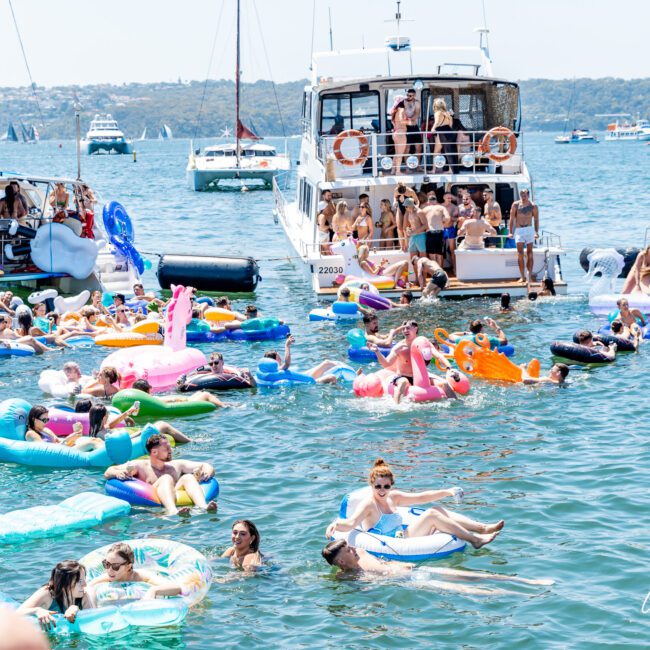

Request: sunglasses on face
left=102, top=559, right=128, bottom=571
left=374, top=483, right=392, bottom=490
left=209, top=361, right=222, bottom=367
left=38, top=417, right=49, bottom=423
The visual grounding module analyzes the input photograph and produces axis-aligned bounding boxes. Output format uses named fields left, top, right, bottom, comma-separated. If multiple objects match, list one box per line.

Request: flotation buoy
left=332, top=129, right=370, bottom=167
left=479, top=126, right=517, bottom=162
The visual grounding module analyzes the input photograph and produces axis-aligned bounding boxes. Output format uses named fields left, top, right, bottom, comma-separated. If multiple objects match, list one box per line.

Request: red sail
left=236, top=119, right=261, bottom=140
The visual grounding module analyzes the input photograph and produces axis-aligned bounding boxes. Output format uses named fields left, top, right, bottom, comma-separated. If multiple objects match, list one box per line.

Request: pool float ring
left=112, top=388, right=216, bottom=417
left=550, top=341, right=615, bottom=365
left=102, top=286, right=207, bottom=392
left=106, top=476, right=219, bottom=508
left=0, top=340, right=35, bottom=357
left=178, top=369, right=253, bottom=391
left=599, top=321, right=650, bottom=341
left=330, top=237, right=395, bottom=289
left=227, top=320, right=290, bottom=342
left=103, top=201, right=145, bottom=274
left=589, top=293, right=650, bottom=316
left=38, top=369, right=93, bottom=398
left=195, top=296, right=214, bottom=307
left=28, top=288, right=58, bottom=311
left=453, top=337, right=540, bottom=384
left=384, top=337, right=470, bottom=402
left=95, top=320, right=163, bottom=347
left=329, top=487, right=466, bottom=562
left=0, top=492, right=130, bottom=544
left=0, top=424, right=157, bottom=468
left=575, top=331, right=636, bottom=353
left=346, top=328, right=393, bottom=362
left=54, top=290, right=91, bottom=315
left=186, top=319, right=228, bottom=343
left=439, top=329, right=515, bottom=358
left=66, top=335, right=96, bottom=347
left=358, top=290, right=392, bottom=311
left=0, top=398, right=31, bottom=440
left=309, top=300, right=361, bottom=322
left=254, top=358, right=316, bottom=387
left=47, top=404, right=124, bottom=437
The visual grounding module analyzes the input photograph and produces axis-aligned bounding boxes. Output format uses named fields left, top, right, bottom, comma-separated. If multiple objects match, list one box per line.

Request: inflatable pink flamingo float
left=353, top=336, right=470, bottom=401
left=101, top=285, right=206, bottom=392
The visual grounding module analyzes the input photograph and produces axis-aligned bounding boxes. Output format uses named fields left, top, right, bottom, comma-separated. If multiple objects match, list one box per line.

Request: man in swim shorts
left=104, top=434, right=217, bottom=516
left=404, top=199, right=428, bottom=284
left=420, top=192, right=448, bottom=266
left=509, top=189, right=539, bottom=283
left=419, top=259, right=449, bottom=297
left=441, top=191, right=459, bottom=272
left=368, top=320, right=452, bottom=404
left=321, top=540, right=553, bottom=593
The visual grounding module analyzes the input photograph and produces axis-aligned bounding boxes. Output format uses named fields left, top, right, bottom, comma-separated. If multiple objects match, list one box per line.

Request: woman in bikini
left=332, top=200, right=353, bottom=242
left=221, top=520, right=264, bottom=570
left=25, top=405, right=102, bottom=451
left=326, top=458, right=503, bottom=549
left=377, top=199, right=398, bottom=249
left=0, top=184, right=28, bottom=224
left=49, top=182, right=69, bottom=220
left=352, top=204, right=374, bottom=242
left=81, top=367, right=121, bottom=399
left=622, top=246, right=650, bottom=295
left=390, top=96, right=408, bottom=175
left=356, top=244, right=407, bottom=287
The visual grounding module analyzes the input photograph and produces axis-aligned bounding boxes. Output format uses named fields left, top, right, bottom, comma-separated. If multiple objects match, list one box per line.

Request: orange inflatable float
left=95, top=320, right=163, bottom=348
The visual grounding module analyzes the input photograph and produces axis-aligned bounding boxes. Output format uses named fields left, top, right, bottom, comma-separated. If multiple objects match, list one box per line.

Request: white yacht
left=186, top=0, right=290, bottom=190
left=82, top=114, right=133, bottom=155
left=272, top=19, right=566, bottom=298
left=604, top=115, right=650, bottom=141
left=555, top=129, right=598, bottom=144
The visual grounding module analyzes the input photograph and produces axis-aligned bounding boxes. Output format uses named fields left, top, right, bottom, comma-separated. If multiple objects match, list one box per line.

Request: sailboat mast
left=235, top=0, right=241, bottom=168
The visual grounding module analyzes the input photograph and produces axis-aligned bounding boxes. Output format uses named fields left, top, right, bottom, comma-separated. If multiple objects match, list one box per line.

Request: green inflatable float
left=112, top=389, right=216, bottom=418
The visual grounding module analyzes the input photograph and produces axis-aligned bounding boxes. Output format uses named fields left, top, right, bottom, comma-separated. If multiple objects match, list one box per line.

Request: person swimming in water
left=325, top=458, right=503, bottom=549
left=221, top=520, right=263, bottom=570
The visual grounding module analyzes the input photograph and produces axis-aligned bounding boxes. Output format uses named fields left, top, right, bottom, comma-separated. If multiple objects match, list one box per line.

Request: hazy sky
left=1, top=0, right=647, bottom=88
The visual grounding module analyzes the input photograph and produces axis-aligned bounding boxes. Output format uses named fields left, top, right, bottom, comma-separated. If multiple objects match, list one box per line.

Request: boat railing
left=272, top=176, right=288, bottom=225
left=316, top=129, right=524, bottom=179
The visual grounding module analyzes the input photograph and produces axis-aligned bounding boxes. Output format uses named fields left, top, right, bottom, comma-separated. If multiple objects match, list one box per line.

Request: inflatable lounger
left=0, top=492, right=130, bottom=543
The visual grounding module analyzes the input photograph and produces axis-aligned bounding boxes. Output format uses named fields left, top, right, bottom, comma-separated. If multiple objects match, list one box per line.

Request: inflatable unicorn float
left=330, top=237, right=398, bottom=290
left=353, top=335, right=470, bottom=402
left=101, top=285, right=206, bottom=392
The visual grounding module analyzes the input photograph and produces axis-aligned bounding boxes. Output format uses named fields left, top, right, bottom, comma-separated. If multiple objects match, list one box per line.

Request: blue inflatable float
left=187, top=319, right=290, bottom=343
left=0, top=492, right=130, bottom=543
left=103, top=201, right=145, bottom=275
left=309, top=301, right=361, bottom=322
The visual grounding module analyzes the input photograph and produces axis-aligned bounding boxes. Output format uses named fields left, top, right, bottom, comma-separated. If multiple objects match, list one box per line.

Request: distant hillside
left=0, top=77, right=648, bottom=139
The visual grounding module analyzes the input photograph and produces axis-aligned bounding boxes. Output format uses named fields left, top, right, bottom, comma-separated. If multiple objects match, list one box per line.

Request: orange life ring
left=259, top=160, right=269, bottom=168
left=479, top=127, right=517, bottom=163
left=332, top=129, right=369, bottom=167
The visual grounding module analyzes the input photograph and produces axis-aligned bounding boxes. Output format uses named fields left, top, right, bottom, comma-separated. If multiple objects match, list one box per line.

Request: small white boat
left=555, top=129, right=598, bottom=144
left=82, top=114, right=133, bottom=155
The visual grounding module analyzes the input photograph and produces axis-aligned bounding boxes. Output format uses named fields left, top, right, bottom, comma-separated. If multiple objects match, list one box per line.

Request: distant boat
left=555, top=129, right=598, bottom=144
left=81, top=114, right=133, bottom=155
left=139, top=127, right=148, bottom=141
left=605, top=115, right=650, bottom=141
left=1, top=123, right=18, bottom=142
left=158, top=124, right=173, bottom=140
left=19, top=123, right=39, bottom=144
left=220, top=127, right=231, bottom=138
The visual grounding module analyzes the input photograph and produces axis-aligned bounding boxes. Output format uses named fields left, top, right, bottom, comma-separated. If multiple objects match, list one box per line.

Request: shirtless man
left=404, top=199, right=429, bottom=284
left=0, top=291, right=16, bottom=316
left=393, top=184, right=419, bottom=251
left=0, top=314, right=53, bottom=354
left=419, top=259, right=449, bottom=296
left=368, top=320, right=452, bottom=404
left=104, top=434, right=217, bottom=516
left=321, top=541, right=553, bottom=594
left=483, top=188, right=502, bottom=247
left=575, top=330, right=617, bottom=360
left=317, top=189, right=336, bottom=254
left=509, top=189, right=540, bottom=283
left=420, top=192, right=449, bottom=266
left=363, top=313, right=403, bottom=347
left=457, top=209, right=496, bottom=250
left=616, top=298, right=646, bottom=328
left=403, top=88, right=422, bottom=168
left=609, top=320, right=642, bottom=350
left=520, top=362, right=570, bottom=385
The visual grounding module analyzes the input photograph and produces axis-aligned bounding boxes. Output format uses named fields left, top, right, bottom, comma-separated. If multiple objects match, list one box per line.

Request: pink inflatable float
left=48, top=406, right=125, bottom=437
left=353, top=336, right=470, bottom=402
left=330, top=238, right=395, bottom=289
left=101, top=285, right=206, bottom=392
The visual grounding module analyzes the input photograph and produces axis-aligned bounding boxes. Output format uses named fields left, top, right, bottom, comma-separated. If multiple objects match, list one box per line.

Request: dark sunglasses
left=373, top=483, right=392, bottom=490
left=209, top=361, right=222, bottom=366
left=102, top=559, right=128, bottom=571
left=38, top=417, right=50, bottom=423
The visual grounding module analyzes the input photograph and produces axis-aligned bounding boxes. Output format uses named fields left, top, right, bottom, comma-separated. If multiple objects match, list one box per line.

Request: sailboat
left=139, top=127, right=148, bottom=141
left=554, top=81, right=598, bottom=144
left=1, top=123, right=18, bottom=142
left=159, top=124, right=173, bottom=140
left=185, top=0, right=290, bottom=191
left=20, top=123, right=39, bottom=144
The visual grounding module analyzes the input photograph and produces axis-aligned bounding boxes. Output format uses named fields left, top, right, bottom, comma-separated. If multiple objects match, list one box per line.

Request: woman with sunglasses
left=17, top=560, right=95, bottom=631
left=326, top=458, right=503, bottom=549
left=221, top=520, right=263, bottom=570
left=25, top=405, right=103, bottom=451
left=88, top=543, right=182, bottom=600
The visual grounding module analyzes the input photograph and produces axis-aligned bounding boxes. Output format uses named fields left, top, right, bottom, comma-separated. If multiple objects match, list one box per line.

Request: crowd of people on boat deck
left=317, top=180, right=541, bottom=286
left=0, top=180, right=97, bottom=238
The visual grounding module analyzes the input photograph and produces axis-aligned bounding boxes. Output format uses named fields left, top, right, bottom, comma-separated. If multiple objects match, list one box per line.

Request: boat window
left=298, top=178, right=314, bottom=219
left=320, top=91, right=379, bottom=135
left=385, top=88, right=421, bottom=131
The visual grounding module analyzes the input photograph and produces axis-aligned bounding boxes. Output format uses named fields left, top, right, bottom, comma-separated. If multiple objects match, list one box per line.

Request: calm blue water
left=0, top=135, right=649, bottom=649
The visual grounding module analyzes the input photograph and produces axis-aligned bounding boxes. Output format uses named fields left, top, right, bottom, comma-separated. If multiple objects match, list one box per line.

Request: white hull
left=186, top=154, right=290, bottom=190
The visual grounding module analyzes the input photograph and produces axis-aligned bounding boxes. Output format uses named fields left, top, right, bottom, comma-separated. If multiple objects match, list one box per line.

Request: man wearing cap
left=404, top=198, right=428, bottom=285
left=509, top=189, right=539, bottom=283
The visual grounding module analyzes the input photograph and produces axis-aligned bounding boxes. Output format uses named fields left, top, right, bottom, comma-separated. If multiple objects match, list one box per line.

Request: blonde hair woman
left=332, top=200, right=353, bottom=241
left=431, top=98, right=458, bottom=172
left=357, top=244, right=407, bottom=286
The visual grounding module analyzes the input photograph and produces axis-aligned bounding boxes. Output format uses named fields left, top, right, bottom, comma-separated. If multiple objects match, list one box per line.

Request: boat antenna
left=236, top=0, right=241, bottom=169
left=480, top=0, right=490, bottom=50
left=328, top=6, right=334, bottom=51
left=73, top=96, right=82, bottom=180
left=309, top=0, right=316, bottom=70
left=8, top=0, right=45, bottom=128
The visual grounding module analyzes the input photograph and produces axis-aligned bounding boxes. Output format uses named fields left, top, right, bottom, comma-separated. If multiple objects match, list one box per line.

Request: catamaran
left=82, top=114, right=133, bottom=155
left=186, top=0, right=290, bottom=190
left=273, top=8, right=566, bottom=298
